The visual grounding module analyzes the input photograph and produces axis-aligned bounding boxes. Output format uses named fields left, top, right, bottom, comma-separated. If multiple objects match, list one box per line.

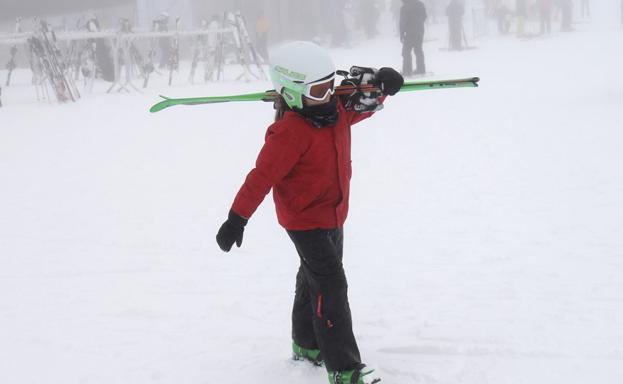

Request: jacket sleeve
left=231, top=122, right=309, bottom=219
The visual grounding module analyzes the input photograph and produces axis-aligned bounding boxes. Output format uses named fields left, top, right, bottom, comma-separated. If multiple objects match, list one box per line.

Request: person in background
left=446, top=0, right=465, bottom=50
left=400, top=0, right=428, bottom=76
left=496, top=3, right=512, bottom=35
left=538, top=0, right=553, bottom=34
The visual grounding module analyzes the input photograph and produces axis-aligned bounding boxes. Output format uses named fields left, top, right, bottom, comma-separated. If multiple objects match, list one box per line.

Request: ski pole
left=149, top=77, right=480, bottom=113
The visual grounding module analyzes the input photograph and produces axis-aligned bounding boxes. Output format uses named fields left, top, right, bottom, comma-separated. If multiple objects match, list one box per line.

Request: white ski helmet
left=269, top=41, right=336, bottom=109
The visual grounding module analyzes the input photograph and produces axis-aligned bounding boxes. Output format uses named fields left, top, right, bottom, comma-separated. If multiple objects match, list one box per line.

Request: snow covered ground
left=1, top=3, right=623, bottom=384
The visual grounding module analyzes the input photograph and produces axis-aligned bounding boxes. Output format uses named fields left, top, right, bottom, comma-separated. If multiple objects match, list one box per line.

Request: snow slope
left=1, top=4, right=622, bottom=384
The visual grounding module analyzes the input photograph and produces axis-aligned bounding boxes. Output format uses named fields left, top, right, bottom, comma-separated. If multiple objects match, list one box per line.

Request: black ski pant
left=402, top=33, right=426, bottom=75
left=288, top=228, right=361, bottom=373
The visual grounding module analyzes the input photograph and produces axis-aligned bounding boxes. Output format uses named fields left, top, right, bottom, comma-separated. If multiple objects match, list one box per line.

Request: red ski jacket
left=231, top=98, right=383, bottom=231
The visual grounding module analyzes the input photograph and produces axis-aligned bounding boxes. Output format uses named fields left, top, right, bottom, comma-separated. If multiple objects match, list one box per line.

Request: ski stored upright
left=149, top=76, right=480, bottom=113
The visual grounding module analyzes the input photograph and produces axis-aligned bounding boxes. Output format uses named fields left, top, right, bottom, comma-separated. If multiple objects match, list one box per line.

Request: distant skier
left=216, top=41, right=403, bottom=384
left=496, top=3, right=511, bottom=35
left=400, top=0, right=428, bottom=76
left=446, top=0, right=465, bottom=50
left=538, top=0, right=553, bottom=34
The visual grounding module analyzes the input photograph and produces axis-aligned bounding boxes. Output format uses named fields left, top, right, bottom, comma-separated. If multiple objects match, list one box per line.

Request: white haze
left=1, top=1, right=623, bottom=384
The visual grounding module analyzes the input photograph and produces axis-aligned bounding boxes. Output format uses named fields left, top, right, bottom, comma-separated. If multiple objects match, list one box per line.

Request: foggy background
left=2, top=0, right=619, bottom=65
left=1, top=1, right=623, bottom=384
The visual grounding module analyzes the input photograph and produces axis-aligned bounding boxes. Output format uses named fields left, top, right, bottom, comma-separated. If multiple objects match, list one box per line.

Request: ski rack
left=26, top=20, right=81, bottom=103
left=168, top=17, right=181, bottom=86
left=107, top=33, right=142, bottom=93
left=189, top=18, right=225, bottom=84
left=224, top=11, right=267, bottom=82
left=0, top=28, right=237, bottom=45
left=0, top=25, right=245, bottom=94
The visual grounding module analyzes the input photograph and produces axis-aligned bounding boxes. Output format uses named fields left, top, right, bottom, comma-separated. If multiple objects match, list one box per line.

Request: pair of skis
left=149, top=76, right=480, bottom=113
left=28, top=20, right=81, bottom=103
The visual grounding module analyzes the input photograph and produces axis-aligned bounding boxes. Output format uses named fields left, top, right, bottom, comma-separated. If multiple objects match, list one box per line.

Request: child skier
left=216, top=41, right=403, bottom=384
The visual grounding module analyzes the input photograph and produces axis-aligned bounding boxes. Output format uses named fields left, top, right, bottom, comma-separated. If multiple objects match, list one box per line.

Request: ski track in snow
left=1, top=4, right=623, bottom=384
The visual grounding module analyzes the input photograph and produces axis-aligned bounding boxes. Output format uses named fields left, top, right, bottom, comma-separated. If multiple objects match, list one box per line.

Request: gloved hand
left=341, top=66, right=384, bottom=113
left=216, top=210, right=248, bottom=252
left=373, top=67, right=404, bottom=96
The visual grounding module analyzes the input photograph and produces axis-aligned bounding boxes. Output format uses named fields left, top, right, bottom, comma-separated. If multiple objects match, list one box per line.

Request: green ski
left=149, top=77, right=479, bottom=113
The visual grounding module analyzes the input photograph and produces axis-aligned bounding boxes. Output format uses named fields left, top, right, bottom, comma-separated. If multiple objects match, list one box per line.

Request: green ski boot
left=328, top=367, right=381, bottom=384
left=292, top=342, right=323, bottom=366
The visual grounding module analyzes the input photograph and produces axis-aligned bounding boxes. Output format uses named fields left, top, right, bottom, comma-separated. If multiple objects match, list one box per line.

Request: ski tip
left=158, top=95, right=171, bottom=100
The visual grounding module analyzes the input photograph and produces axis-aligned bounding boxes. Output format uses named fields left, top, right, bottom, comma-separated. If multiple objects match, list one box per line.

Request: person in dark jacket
left=446, top=0, right=465, bottom=50
left=400, top=0, right=428, bottom=76
left=216, top=41, right=403, bottom=384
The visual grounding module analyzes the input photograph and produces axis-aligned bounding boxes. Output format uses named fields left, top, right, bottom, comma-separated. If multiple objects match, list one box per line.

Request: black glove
left=216, top=210, right=248, bottom=252
left=373, top=67, right=404, bottom=96
left=341, top=66, right=384, bottom=113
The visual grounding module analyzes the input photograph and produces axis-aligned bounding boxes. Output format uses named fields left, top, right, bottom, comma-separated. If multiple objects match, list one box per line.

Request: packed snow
left=1, top=3, right=622, bottom=384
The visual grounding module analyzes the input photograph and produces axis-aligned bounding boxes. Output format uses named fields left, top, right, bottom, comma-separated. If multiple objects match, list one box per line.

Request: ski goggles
left=303, top=73, right=336, bottom=101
